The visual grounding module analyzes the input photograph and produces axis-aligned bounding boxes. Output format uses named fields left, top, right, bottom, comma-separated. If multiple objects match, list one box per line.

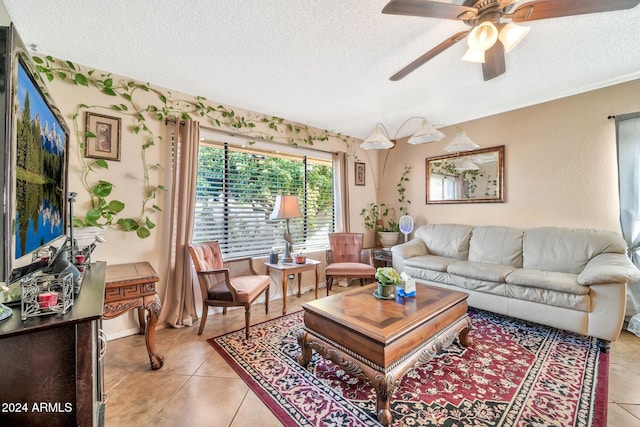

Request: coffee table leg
left=458, top=317, right=472, bottom=347
left=296, top=330, right=312, bottom=366
left=373, top=378, right=394, bottom=425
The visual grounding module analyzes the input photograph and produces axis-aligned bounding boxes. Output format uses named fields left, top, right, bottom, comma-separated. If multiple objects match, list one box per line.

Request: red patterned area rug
left=208, top=308, right=608, bottom=426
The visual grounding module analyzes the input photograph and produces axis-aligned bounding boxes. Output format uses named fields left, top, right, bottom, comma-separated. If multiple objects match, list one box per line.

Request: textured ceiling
left=3, top=0, right=640, bottom=140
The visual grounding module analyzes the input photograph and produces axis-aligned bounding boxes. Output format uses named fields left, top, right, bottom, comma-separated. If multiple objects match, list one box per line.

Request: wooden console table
left=104, top=262, right=164, bottom=370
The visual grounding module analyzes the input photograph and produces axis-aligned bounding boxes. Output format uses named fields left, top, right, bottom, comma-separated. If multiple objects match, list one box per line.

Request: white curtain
left=615, top=113, right=640, bottom=329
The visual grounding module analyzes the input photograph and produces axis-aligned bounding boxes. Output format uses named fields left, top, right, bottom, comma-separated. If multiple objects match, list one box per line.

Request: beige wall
left=377, top=79, right=640, bottom=235
left=44, top=63, right=378, bottom=338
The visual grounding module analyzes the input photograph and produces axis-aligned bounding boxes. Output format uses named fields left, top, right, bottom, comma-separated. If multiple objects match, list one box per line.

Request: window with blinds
left=429, top=173, right=458, bottom=200
left=193, top=142, right=334, bottom=258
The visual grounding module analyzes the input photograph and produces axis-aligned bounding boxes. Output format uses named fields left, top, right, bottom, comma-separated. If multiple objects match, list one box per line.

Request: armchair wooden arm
left=224, top=256, right=260, bottom=276
left=195, top=267, right=238, bottom=302
left=360, top=248, right=374, bottom=266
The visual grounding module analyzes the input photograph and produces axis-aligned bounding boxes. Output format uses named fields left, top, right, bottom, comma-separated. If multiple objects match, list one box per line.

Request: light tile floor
left=104, top=287, right=640, bottom=426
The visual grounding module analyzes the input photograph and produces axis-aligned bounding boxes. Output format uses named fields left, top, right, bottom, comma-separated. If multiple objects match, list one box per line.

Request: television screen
left=14, top=59, right=66, bottom=259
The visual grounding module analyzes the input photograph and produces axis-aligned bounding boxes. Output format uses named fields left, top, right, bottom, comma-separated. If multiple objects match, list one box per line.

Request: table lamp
left=270, top=195, right=302, bottom=262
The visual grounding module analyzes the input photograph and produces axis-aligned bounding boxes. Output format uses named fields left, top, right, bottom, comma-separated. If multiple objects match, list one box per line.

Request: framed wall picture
left=355, top=162, right=366, bottom=186
left=84, top=112, right=121, bottom=161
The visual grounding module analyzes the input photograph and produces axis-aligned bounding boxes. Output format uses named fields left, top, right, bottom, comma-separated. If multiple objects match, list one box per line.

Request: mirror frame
left=426, top=145, right=505, bottom=204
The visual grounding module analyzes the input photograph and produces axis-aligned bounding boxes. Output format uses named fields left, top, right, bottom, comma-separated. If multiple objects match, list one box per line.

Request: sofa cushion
left=448, top=260, right=516, bottom=283
left=522, top=227, right=628, bottom=274
left=404, top=255, right=458, bottom=272
left=414, top=224, right=473, bottom=260
left=468, top=226, right=524, bottom=267
left=404, top=266, right=451, bottom=284
left=505, top=280, right=591, bottom=312
left=448, top=274, right=507, bottom=296
left=506, top=269, right=589, bottom=295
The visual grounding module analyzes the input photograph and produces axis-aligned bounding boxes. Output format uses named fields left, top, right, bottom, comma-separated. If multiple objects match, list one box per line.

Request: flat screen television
left=0, top=24, right=69, bottom=303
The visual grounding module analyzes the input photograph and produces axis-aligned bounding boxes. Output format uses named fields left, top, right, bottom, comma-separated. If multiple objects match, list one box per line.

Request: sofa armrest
left=391, top=239, right=428, bottom=273
left=578, top=253, right=640, bottom=285
left=391, top=239, right=428, bottom=259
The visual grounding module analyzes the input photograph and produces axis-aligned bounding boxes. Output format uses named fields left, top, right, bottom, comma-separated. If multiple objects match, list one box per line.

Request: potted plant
left=374, top=267, right=401, bottom=299
left=360, top=202, right=400, bottom=247
left=359, top=166, right=412, bottom=248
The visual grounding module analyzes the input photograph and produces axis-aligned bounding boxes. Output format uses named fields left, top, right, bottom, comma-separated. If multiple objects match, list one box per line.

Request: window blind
left=193, top=142, right=334, bottom=257
left=430, top=173, right=458, bottom=200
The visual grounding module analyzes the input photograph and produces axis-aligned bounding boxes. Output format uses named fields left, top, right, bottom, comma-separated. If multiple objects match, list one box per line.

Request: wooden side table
left=104, top=262, right=164, bottom=370
left=373, top=248, right=393, bottom=267
left=265, top=259, right=320, bottom=314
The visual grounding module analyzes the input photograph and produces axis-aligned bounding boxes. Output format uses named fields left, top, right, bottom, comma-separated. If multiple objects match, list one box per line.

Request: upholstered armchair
left=324, top=233, right=376, bottom=295
left=188, top=241, right=270, bottom=338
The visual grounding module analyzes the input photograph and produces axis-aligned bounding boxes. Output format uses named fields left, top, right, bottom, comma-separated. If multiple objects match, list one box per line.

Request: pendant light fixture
left=360, top=117, right=444, bottom=150
left=443, top=128, right=480, bottom=153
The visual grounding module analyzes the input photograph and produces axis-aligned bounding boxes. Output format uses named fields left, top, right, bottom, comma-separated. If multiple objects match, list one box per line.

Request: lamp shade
left=456, top=157, right=479, bottom=171
left=498, top=22, right=530, bottom=53
left=468, top=21, right=498, bottom=51
left=407, top=118, right=445, bottom=144
left=461, top=47, right=485, bottom=63
left=360, top=123, right=394, bottom=150
left=443, top=129, right=480, bottom=153
left=270, top=195, right=302, bottom=220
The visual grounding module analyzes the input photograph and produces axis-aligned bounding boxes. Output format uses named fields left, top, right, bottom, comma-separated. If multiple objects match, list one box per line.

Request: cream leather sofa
left=392, top=224, right=640, bottom=349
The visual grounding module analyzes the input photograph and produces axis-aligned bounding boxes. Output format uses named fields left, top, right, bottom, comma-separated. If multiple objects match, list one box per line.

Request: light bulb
left=468, top=21, right=498, bottom=51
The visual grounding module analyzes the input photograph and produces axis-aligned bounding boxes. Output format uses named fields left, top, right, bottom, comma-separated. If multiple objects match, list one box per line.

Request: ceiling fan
left=383, top=0, right=640, bottom=81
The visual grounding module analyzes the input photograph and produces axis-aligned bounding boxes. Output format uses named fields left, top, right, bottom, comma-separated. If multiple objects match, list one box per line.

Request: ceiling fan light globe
left=499, top=23, right=530, bottom=53
left=468, top=21, right=498, bottom=51
left=461, top=48, right=485, bottom=63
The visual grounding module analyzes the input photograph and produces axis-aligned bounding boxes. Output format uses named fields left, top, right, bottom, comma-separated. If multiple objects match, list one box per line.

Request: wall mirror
left=426, top=145, right=504, bottom=204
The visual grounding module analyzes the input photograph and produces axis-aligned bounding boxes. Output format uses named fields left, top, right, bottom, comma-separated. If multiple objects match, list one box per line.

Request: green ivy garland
left=32, top=55, right=356, bottom=238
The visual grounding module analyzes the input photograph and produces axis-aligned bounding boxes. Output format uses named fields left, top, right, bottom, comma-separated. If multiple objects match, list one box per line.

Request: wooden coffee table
left=297, top=282, right=470, bottom=425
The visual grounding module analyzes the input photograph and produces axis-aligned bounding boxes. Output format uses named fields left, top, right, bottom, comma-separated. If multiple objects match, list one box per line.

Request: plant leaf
left=108, top=200, right=125, bottom=213
left=92, top=181, right=113, bottom=197
left=136, top=227, right=151, bottom=238
left=74, top=73, right=89, bottom=86
left=95, top=159, right=109, bottom=169
left=145, top=217, right=155, bottom=229
left=85, top=209, right=103, bottom=223
left=116, top=218, right=138, bottom=231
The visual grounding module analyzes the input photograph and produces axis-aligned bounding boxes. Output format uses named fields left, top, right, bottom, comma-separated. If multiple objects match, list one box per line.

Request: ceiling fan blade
left=383, top=0, right=477, bottom=20
left=482, top=41, right=506, bottom=81
left=506, top=0, right=640, bottom=22
left=390, top=30, right=470, bottom=81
